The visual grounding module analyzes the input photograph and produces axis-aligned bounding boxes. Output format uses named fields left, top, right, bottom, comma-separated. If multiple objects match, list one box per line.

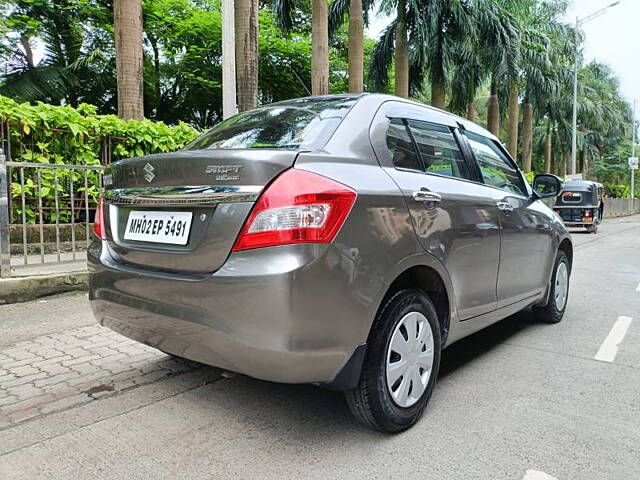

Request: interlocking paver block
left=39, top=393, right=90, bottom=414
left=1, top=372, right=49, bottom=388
left=10, top=383, right=45, bottom=400
left=10, top=365, right=40, bottom=378
left=32, top=355, right=73, bottom=367
left=33, top=371, right=80, bottom=387
left=62, top=354, right=102, bottom=367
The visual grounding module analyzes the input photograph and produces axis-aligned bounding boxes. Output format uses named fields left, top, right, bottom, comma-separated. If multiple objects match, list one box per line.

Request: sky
left=366, top=0, right=637, bottom=115
left=563, top=0, right=637, bottom=114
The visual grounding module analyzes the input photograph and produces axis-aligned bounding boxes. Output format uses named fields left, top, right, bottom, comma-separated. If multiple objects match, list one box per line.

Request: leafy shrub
left=603, top=182, right=629, bottom=198
left=524, top=171, right=535, bottom=185
left=0, top=95, right=200, bottom=223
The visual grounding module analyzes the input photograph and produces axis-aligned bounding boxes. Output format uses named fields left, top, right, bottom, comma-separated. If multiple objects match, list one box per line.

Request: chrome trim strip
left=104, top=185, right=262, bottom=206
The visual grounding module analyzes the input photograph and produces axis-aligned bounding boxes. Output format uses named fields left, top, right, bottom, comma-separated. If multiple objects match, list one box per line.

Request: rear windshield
left=561, top=192, right=582, bottom=203
left=186, top=98, right=357, bottom=151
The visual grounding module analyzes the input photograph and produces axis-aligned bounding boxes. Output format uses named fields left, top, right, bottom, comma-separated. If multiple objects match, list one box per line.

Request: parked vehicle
left=88, top=94, right=572, bottom=432
left=553, top=180, right=604, bottom=233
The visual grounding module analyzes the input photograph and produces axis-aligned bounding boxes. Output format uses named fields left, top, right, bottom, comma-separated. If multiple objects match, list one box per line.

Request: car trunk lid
left=102, top=149, right=298, bottom=274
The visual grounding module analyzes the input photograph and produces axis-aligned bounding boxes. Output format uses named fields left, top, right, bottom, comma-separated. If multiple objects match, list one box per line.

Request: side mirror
left=532, top=174, right=563, bottom=199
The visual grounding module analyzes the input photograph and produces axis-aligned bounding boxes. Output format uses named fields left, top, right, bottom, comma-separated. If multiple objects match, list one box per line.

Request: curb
left=0, top=271, right=88, bottom=305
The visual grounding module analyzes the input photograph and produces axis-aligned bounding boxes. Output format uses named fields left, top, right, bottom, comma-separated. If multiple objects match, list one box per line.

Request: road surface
left=1, top=215, right=639, bottom=479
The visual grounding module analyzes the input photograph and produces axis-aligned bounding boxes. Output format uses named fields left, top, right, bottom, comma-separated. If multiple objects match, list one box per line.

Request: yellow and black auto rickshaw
left=553, top=180, right=604, bottom=233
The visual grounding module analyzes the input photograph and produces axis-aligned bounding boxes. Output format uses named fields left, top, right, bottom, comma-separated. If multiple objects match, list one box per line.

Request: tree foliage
left=0, top=0, right=635, bottom=192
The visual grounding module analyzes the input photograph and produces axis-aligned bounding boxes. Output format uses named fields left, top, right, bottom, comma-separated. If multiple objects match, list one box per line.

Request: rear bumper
left=88, top=239, right=368, bottom=387
left=563, top=220, right=595, bottom=227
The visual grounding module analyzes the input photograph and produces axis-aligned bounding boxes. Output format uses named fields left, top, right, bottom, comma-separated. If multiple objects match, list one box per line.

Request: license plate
left=124, top=211, right=193, bottom=245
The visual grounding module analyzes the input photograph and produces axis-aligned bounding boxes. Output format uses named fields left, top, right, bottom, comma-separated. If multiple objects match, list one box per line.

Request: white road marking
left=523, top=470, right=558, bottom=480
left=594, top=316, right=633, bottom=363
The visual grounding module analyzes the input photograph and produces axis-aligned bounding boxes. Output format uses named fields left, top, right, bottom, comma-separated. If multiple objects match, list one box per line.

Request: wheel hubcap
left=554, top=261, right=569, bottom=311
left=386, top=312, right=434, bottom=408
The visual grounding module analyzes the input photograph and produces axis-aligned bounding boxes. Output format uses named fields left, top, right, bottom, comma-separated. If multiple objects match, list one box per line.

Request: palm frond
left=272, top=0, right=296, bottom=33
left=368, top=20, right=397, bottom=92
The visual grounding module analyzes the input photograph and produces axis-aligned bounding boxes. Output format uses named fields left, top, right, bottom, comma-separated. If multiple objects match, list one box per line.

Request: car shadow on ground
left=176, top=309, right=541, bottom=437
left=438, top=309, right=538, bottom=379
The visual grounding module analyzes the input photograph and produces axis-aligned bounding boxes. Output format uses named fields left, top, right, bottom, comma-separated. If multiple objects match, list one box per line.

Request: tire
left=345, top=289, right=442, bottom=433
left=533, top=250, right=570, bottom=324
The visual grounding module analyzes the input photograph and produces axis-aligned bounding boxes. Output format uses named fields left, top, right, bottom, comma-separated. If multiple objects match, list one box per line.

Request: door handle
left=496, top=201, right=514, bottom=214
left=412, top=189, right=442, bottom=205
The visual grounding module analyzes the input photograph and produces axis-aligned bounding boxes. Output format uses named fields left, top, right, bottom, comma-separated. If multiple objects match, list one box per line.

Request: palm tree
left=1, top=2, right=109, bottom=107
left=407, top=0, right=517, bottom=113
left=367, top=0, right=424, bottom=98
left=329, top=0, right=376, bottom=93
left=274, top=0, right=329, bottom=95
left=312, top=0, right=329, bottom=94
left=235, top=0, right=259, bottom=110
left=519, top=11, right=574, bottom=172
left=347, top=0, right=364, bottom=93
left=114, top=0, right=144, bottom=119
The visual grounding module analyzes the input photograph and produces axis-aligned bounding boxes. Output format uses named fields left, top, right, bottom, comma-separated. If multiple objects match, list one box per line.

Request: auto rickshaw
left=553, top=180, right=604, bottom=233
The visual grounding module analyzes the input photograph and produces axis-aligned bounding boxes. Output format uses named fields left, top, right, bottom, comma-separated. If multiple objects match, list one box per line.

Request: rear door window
left=406, top=119, right=471, bottom=180
left=386, top=118, right=422, bottom=171
left=465, top=131, right=526, bottom=196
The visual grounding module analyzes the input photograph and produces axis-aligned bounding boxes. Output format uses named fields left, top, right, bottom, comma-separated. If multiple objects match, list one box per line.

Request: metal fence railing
left=0, top=149, right=104, bottom=278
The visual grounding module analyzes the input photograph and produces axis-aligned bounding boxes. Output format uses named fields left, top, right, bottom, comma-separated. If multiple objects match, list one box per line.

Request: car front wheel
left=534, top=250, right=570, bottom=324
left=345, top=289, right=442, bottom=433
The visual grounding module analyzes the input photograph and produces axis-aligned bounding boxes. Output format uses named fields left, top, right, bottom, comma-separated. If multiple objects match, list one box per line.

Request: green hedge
left=0, top=96, right=200, bottom=223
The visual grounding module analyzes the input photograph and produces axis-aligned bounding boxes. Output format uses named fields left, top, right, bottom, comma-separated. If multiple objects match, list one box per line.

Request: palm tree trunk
left=544, top=120, right=552, bottom=173
left=149, top=35, right=161, bottom=109
left=20, top=35, right=35, bottom=68
left=114, top=0, right=144, bottom=120
left=507, top=81, right=519, bottom=158
left=561, top=151, right=569, bottom=178
left=235, top=0, right=259, bottom=111
left=487, top=79, right=500, bottom=136
left=431, top=77, right=446, bottom=109
left=312, top=0, right=329, bottom=95
left=394, top=0, right=408, bottom=98
left=522, top=102, right=533, bottom=172
left=347, top=0, right=364, bottom=93
left=466, top=102, right=477, bottom=121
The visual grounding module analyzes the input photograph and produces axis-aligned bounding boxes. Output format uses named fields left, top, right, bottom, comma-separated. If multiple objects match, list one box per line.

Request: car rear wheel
left=345, top=289, right=441, bottom=433
left=533, top=250, right=570, bottom=324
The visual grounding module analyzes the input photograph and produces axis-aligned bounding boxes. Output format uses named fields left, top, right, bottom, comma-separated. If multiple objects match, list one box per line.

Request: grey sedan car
left=89, top=94, right=572, bottom=432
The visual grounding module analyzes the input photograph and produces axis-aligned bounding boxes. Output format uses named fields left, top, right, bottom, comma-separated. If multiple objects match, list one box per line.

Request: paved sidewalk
left=1, top=253, right=87, bottom=304
left=0, top=325, right=199, bottom=428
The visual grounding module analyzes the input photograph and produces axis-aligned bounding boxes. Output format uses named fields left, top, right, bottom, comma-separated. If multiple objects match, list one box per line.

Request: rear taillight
left=232, top=169, right=356, bottom=252
left=93, top=197, right=106, bottom=240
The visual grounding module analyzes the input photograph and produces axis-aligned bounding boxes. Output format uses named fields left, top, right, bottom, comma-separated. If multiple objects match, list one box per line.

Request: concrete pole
left=632, top=100, right=636, bottom=202
left=222, top=0, right=238, bottom=119
left=0, top=148, right=10, bottom=278
left=570, top=16, right=579, bottom=178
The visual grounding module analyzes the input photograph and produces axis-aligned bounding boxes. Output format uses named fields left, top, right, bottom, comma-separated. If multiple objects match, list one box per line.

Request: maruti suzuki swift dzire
left=89, top=94, right=572, bottom=432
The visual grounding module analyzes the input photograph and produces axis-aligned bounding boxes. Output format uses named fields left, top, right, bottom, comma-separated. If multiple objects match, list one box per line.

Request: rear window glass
left=561, top=192, right=582, bottom=203
left=186, top=107, right=342, bottom=150
left=186, top=97, right=358, bottom=151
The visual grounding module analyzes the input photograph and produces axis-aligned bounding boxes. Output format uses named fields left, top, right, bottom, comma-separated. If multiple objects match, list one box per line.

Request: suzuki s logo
left=143, top=163, right=155, bottom=183
left=205, top=165, right=243, bottom=181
